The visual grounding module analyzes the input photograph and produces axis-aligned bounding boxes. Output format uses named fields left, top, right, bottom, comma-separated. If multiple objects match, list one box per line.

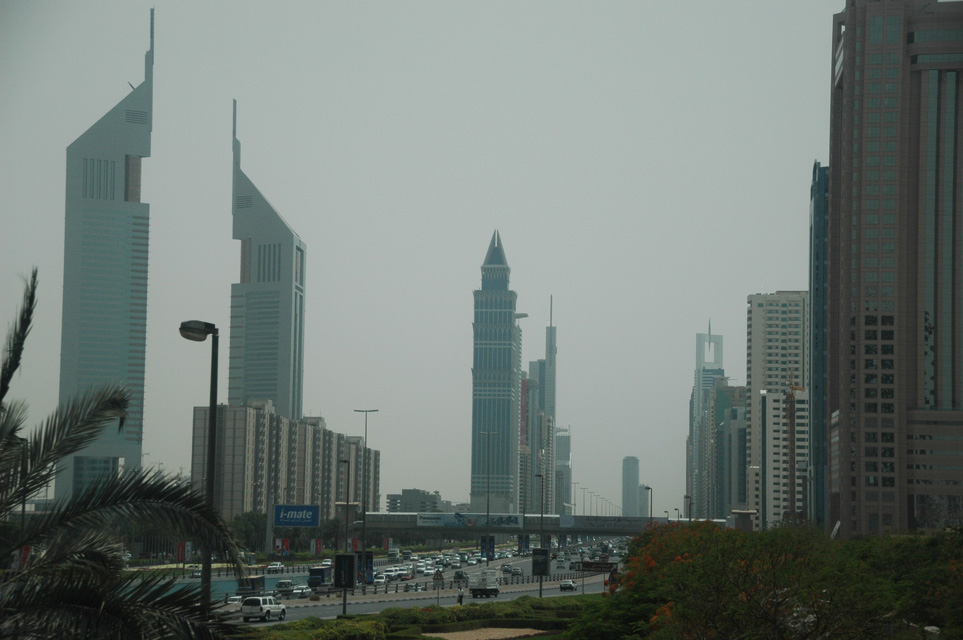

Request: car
left=511, top=567, right=522, bottom=576
left=500, top=564, right=512, bottom=573
left=560, top=580, right=577, bottom=592
left=453, top=570, right=469, bottom=583
left=450, top=560, right=462, bottom=569
left=241, top=596, right=286, bottom=622
left=224, top=595, right=243, bottom=608
left=266, top=562, right=285, bottom=574
left=467, top=558, right=478, bottom=566
left=290, top=585, right=312, bottom=598
left=373, top=575, right=388, bottom=586
left=190, top=568, right=203, bottom=578
left=320, top=559, right=332, bottom=567
left=403, top=582, right=425, bottom=592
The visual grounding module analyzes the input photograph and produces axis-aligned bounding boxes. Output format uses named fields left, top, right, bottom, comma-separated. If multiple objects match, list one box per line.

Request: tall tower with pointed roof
left=471, top=231, right=521, bottom=513
left=228, top=101, right=306, bottom=420
left=55, top=11, right=154, bottom=499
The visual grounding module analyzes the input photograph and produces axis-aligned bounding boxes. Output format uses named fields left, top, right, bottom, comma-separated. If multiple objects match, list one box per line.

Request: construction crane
left=784, top=371, right=805, bottom=521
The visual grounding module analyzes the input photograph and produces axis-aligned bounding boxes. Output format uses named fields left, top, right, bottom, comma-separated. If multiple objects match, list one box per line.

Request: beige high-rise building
left=746, top=292, right=810, bottom=531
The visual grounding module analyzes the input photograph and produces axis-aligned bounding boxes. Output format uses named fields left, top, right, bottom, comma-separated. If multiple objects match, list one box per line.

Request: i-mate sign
left=274, top=505, right=320, bottom=527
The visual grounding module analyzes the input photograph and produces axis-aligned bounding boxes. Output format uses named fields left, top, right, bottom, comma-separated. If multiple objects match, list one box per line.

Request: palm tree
left=0, top=270, right=246, bottom=639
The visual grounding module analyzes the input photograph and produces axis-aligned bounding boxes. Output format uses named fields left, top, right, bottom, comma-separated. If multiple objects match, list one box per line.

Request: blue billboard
left=274, top=505, right=320, bottom=527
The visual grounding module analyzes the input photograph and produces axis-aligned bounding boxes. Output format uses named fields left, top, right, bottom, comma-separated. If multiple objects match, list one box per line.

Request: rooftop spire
left=483, top=230, right=508, bottom=267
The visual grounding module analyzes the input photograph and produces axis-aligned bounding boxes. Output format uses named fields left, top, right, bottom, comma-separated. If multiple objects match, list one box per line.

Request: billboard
left=274, top=504, right=320, bottom=527
left=416, top=512, right=522, bottom=528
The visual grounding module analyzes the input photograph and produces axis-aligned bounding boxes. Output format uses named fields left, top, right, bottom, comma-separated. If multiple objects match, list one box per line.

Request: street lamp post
left=481, top=430, right=495, bottom=566
left=536, top=472, right=545, bottom=598
left=339, top=458, right=350, bottom=616
left=179, top=320, right=218, bottom=616
left=571, top=481, right=579, bottom=516
left=580, top=487, right=587, bottom=516
left=354, top=409, right=377, bottom=587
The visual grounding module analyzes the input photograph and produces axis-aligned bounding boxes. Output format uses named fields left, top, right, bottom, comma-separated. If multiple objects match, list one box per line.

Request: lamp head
left=180, top=320, right=217, bottom=341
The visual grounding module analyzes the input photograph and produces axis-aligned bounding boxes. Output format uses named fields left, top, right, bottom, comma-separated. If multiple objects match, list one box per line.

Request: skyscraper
left=228, top=101, right=306, bottom=420
left=688, top=326, right=724, bottom=518
left=746, top=291, right=810, bottom=530
left=809, top=161, right=830, bottom=528
left=827, top=0, right=963, bottom=535
left=470, top=231, right=521, bottom=514
left=622, top=456, right=640, bottom=517
left=55, top=12, right=154, bottom=499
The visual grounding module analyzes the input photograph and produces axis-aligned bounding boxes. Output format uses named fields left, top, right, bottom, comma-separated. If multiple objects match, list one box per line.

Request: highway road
left=230, top=553, right=614, bottom=627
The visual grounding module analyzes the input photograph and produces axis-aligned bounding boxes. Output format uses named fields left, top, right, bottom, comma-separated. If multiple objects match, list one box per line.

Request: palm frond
left=0, top=271, right=244, bottom=638
left=3, top=384, right=129, bottom=517
left=10, top=469, right=245, bottom=579
left=0, top=268, right=37, bottom=408
left=2, top=570, right=237, bottom=639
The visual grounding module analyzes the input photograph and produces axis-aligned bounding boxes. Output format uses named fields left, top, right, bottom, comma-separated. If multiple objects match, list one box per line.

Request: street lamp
left=535, top=472, right=545, bottom=598
left=664, top=510, right=669, bottom=520
left=480, top=430, right=495, bottom=566
left=354, top=409, right=377, bottom=585
left=339, top=458, right=350, bottom=616
left=179, top=319, right=218, bottom=615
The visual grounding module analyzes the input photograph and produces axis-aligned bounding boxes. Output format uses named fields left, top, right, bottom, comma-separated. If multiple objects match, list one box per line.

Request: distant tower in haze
left=470, top=231, right=521, bottom=514
left=55, top=12, right=154, bottom=499
left=228, top=101, right=306, bottom=419
left=622, top=456, right=640, bottom=517
left=688, top=325, right=724, bottom=519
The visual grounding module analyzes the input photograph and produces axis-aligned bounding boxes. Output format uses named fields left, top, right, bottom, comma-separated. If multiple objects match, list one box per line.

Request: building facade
left=386, top=489, right=445, bottom=513
left=622, top=456, right=640, bottom=517
left=56, top=13, right=154, bottom=499
left=470, top=231, right=521, bottom=514
left=555, top=426, right=572, bottom=515
left=746, top=291, right=810, bottom=530
left=191, top=403, right=378, bottom=522
left=827, top=0, right=963, bottom=535
left=228, top=101, right=306, bottom=420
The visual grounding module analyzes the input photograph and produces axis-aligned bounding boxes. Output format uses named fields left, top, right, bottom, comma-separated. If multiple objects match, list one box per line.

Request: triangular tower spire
left=483, top=230, right=508, bottom=267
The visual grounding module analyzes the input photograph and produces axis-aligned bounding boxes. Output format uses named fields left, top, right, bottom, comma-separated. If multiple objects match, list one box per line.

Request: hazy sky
left=0, top=1, right=841, bottom=516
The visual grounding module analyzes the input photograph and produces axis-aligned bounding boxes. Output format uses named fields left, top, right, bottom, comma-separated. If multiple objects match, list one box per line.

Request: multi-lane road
left=232, top=552, right=613, bottom=627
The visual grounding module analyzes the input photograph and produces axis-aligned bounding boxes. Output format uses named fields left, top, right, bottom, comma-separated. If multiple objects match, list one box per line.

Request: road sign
left=433, top=570, right=444, bottom=581
left=579, top=561, right=618, bottom=572
left=532, top=548, right=549, bottom=576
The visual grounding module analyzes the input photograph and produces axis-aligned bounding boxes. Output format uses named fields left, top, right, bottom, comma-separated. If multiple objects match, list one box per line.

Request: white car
left=241, top=595, right=286, bottom=622
left=373, top=575, right=388, bottom=585
left=266, top=562, right=285, bottom=574
left=290, top=585, right=312, bottom=598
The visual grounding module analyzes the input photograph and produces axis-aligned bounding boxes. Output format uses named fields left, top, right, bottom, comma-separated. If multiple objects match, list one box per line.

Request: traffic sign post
left=433, top=570, right=444, bottom=605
